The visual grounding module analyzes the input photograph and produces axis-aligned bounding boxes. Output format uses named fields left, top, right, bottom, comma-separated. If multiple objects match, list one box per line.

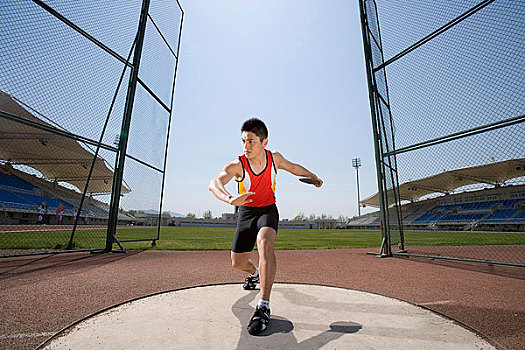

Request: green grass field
left=1, top=227, right=524, bottom=251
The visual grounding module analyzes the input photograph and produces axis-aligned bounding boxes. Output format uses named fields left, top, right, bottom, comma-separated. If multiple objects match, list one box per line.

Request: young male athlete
left=209, top=118, right=323, bottom=335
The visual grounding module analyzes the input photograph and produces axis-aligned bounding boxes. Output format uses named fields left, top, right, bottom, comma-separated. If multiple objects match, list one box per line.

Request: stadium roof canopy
left=362, top=158, right=525, bottom=207
left=0, top=91, right=129, bottom=194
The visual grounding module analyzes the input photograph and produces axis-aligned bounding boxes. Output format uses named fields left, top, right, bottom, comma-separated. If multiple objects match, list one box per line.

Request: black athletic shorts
left=231, top=203, right=279, bottom=253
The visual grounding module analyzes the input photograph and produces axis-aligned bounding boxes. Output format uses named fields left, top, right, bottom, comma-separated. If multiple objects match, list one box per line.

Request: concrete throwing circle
left=43, top=283, right=494, bottom=350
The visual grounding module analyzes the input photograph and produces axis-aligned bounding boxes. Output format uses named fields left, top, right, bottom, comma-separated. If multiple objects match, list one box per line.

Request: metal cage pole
left=358, top=0, right=392, bottom=256
left=67, top=38, right=137, bottom=251
left=155, top=5, right=185, bottom=245
left=106, top=0, right=151, bottom=252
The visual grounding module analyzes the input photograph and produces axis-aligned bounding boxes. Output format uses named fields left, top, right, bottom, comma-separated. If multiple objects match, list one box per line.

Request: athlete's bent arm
left=209, top=160, right=255, bottom=206
left=273, top=151, right=323, bottom=187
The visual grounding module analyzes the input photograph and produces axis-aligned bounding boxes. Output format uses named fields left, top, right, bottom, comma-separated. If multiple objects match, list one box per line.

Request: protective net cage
left=359, top=0, right=525, bottom=266
left=0, top=0, right=183, bottom=257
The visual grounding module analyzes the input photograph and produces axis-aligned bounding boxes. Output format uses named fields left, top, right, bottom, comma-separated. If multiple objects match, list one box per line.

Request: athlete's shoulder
left=270, top=151, right=285, bottom=168
left=270, top=150, right=283, bottom=159
left=224, top=157, right=242, bottom=176
left=229, top=156, right=242, bottom=164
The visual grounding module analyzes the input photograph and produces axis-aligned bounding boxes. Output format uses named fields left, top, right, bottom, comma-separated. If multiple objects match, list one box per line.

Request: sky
left=162, top=0, right=379, bottom=220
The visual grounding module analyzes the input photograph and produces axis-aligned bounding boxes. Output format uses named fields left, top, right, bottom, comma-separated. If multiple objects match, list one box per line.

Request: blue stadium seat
left=0, top=173, right=75, bottom=212
left=16, top=192, right=73, bottom=211
left=415, top=212, right=435, bottom=222
left=0, top=172, right=35, bottom=191
left=438, top=213, right=485, bottom=222
left=0, top=188, right=34, bottom=210
left=485, top=209, right=517, bottom=222
left=510, top=210, right=525, bottom=221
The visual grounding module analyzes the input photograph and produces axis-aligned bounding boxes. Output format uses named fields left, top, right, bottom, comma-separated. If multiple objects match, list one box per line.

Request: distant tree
left=337, top=215, right=349, bottom=223
left=308, top=214, right=316, bottom=221
left=128, top=210, right=136, bottom=217
left=203, top=210, right=213, bottom=219
left=186, top=212, right=196, bottom=218
left=292, top=212, right=307, bottom=221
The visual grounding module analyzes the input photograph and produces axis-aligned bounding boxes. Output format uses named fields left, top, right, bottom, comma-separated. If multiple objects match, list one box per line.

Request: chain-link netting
left=360, top=0, right=525, bottom=265
left=0, top=0, right=183, bottom=256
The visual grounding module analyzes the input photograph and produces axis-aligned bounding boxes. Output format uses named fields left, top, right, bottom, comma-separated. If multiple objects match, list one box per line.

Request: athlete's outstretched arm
left=273, top=151, right=323, bottom=187
left=209, top=160, right=255, bottom=206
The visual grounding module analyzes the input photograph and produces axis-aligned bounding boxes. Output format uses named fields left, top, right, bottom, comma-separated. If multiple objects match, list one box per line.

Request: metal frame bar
left=359, top=0, right=406, bottom=256
left=385, top=114, right=525, bottom=157
left=1, top=0, right=184, bottom=259
left=373, top=3, right=405, bottom=251
left=67, top=35, right=137, bottom=250
left=32, top=0, right=172, bottom=116
left=0, top=248, right=104, bottom=259
left=0, top=106, right=162, bottom=182
left=106, top=0, right=151, bottom=252
left=156, top=8, right=185, bottom=244
left=137, top=78, right=171, bottom=113
left=394, top=252, right=525, bottom=268
left=32, top=0, right=133, bottom=68
left=147, top=13, right=177, bottom=59
left=359, top=0, right=392, bottom=256
left=0, top=111, right=118, bottom=153
left=359, top=0, right=524, bottom=267
left=372, top=0, right=496, bottom=73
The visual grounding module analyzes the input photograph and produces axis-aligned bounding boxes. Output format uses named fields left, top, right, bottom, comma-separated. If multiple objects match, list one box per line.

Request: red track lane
left=0, top=249, right=523, bottom=349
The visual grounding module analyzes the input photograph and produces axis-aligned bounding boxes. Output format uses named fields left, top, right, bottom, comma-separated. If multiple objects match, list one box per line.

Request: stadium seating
left=0, top=172, right=34, bottom=191
left=0, top=188, right=34, bottom=210
left=510, top=210, right=525, bottom=221
left=485, top=209, right=516, bottom=222
left=414, top=212, right=434, bottom=223
left=412, top=198, right=524, bottom=225
left=0, top=172, right=74, bottom=213
left=0, top=169, right=118, bottom=221
left=348, top=185, right=525, bottom=229
left=440, top=213, right=486, bottom=222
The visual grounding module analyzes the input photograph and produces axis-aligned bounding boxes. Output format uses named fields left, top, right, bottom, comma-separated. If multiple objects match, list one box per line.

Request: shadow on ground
left=232, top=290, right=362, bottom=349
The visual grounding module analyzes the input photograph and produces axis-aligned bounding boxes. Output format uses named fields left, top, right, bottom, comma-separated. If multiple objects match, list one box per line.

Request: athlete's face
left=241, top=131, right=268, bottom=159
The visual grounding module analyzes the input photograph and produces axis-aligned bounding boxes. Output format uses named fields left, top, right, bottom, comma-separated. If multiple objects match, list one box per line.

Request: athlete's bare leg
left=231, top=251, right=257, bottom=275
left=256, top=227, right=277, bottom=301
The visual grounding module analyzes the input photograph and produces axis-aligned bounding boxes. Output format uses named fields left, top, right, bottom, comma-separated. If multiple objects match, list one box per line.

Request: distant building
left=169, top=213, right=337, bottom=229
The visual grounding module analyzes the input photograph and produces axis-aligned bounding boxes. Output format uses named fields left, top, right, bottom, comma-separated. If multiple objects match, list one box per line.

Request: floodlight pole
left=106, top=0, right=151, bottom=252
left=352, top=158, right=362, bottom=216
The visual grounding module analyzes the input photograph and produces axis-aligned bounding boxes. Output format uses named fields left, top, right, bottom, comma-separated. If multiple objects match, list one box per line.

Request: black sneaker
left=243, top=274, right=259, bottom=290
left=247, top=305, right=270, bottom=335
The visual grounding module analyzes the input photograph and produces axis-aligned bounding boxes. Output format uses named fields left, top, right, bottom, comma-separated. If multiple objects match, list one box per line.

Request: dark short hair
left=241, top=118, right=268, bottom=142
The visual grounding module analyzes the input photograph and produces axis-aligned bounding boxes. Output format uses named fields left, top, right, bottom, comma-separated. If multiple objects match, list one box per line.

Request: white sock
left=257, top=299, right=270, bottom=309
left=250, top=267, right=259, bottom=277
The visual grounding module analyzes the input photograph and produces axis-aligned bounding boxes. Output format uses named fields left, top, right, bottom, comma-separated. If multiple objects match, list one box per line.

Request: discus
left=299, top=177, right=321, bottom=186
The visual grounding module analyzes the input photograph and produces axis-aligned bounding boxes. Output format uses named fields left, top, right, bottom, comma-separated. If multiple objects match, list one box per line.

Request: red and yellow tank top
left=237, top=149, right=277, bottom=207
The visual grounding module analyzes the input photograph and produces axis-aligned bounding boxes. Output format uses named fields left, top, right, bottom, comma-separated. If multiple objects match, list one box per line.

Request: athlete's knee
left=257, top=237, right=275, bottom=257
left=257, top=235, right=269, bottom=248
left=257, top=228, right=275, bottom=244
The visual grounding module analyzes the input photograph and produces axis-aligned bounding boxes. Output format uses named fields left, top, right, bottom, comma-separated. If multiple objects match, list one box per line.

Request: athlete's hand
left=314, top=177, right=323, bottom=188
left=229, top=192, right=255, bottom=206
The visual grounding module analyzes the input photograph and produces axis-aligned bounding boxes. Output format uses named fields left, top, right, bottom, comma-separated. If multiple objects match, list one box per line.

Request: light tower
left=352, top=158, right=362, bottom=216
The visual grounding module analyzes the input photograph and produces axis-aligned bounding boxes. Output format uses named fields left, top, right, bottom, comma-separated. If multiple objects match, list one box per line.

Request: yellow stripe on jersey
left=238, top=181, right=247, bottom=195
